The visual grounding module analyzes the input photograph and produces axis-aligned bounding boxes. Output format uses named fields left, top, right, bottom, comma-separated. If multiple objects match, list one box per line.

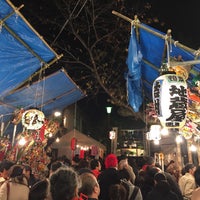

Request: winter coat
left=0, top=177, right=29, bottom=200
left=179, top=173, right=196, bottom=199
left=146, top=181, right=178, bottom=200
left=98, top=168, right=120, bottom=200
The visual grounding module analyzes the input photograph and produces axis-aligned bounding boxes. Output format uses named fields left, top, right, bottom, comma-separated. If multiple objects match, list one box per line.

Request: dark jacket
left=164, top=172, right=183, bottom=200
left=98, top=168, right=120, bottom=200
left=146, top=180, right=178, bottom=200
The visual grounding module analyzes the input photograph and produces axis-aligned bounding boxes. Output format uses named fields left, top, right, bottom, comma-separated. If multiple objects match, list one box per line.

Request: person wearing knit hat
left=104, top=154, right=118, bottom=169
left=98, top=154, right=120, bottom=200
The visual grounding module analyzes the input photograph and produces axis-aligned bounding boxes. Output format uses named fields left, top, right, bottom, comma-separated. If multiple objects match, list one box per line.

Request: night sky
left=12, top=0, right=200, bottom=49
left=9, top=0, right=200, bottom=133
left=149, top=0, right=200, bottom=49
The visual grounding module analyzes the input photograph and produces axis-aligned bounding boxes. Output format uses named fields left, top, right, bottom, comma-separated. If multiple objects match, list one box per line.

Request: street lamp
left=106, top=106, right=112, bottom=114
left=106, top=106, right=112, bottom=128
left=106, top=106, right=112, bottom=153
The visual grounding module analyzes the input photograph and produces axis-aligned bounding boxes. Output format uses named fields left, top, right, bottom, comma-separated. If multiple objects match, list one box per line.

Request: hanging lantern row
left=152, top=74, right=188, bottom=129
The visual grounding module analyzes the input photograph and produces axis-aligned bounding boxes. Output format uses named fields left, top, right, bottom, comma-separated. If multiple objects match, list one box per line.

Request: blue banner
left=125, top=27, right=143, bottom=112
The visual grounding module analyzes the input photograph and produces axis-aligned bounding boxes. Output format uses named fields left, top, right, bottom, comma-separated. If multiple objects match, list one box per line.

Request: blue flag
left=125, top=27, right=143, bottom=112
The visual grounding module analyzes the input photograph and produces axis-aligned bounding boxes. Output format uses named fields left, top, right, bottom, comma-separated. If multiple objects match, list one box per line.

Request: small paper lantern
left=152, top=74, right=187, bottom=128
left=70, top=137, right=77, bottom=150
left=109, top=130, right=116, bottom=140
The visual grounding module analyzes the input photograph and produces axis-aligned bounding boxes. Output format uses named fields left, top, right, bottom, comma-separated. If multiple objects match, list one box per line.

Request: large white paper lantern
left=152, top=74, right=187, bottom=128
left=22, top=109, right=45, bottom=130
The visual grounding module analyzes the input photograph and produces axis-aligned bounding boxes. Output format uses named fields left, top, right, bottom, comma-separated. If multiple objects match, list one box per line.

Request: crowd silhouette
left=0, top=154, right=199, bottom=200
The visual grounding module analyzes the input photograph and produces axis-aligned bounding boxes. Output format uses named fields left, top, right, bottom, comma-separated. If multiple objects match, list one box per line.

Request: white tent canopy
left=52, top=129, right=106, bottom=160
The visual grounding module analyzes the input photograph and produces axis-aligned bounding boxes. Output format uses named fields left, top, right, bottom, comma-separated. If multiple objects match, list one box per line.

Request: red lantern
left=152, top=74, right=188, bottom=128
left=70, top=137, right=77, bottom=150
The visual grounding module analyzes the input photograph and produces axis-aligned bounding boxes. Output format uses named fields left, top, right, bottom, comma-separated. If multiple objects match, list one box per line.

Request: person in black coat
left=98, top=154, right=120, bottom=200
left=146, top=172, right=178, bottom=200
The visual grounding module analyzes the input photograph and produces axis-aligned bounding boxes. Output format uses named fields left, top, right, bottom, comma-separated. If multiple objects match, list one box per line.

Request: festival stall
left=52, top=129, right=106, bottom=160
left=113, top=11, right=200, bottom=166
left=0, top=0, right=85, bottom=178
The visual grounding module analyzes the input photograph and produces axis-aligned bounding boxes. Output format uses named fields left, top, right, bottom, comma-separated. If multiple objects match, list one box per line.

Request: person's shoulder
left=168, top=191, right=179, bottom=200
left=192, top=187, right=200, bottom=200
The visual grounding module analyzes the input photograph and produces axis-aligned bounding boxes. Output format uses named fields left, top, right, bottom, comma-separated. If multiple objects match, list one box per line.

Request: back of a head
left=145, top=156, right=155, bottom=165
left=50, top=161, right=62, bottom=173
left=118, top=159, right=128, bottom=170
left=184, top=163, right=195, bottom=173
left=23, top=164, right=32, bottom=173
left=109, top=184, right=127, bottom=200
left=154, top=172, right=166, bottom=183
left=0, top=161, right=3, bottom=173
left=194, top=166, right=200, bottom=186
left=9, top=164, right=23, bottom=178
left=118, top=168, right=131, bottom=181
left=79, top=173, right=98, bottom=197
left=154, top=172, right=170, bottom=193
left=105, top=154, right=118, bottom=169
left=1, top=160, right=15, bottom=171
left=78, top=159, right=89, bottom=169
left=72, top=155, right=80, bottom=164
left=29, top=179, right=48, bottom=200
left=90, top=159, right=99, bottom=170
left=50, top=167, right=80, bottom=200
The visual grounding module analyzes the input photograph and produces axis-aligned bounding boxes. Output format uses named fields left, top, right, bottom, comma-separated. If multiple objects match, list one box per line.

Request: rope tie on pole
left=164, top=29, right=172, bottom=68
left=194, top=48, right=200, bottom=58
left=174, top=40, right=179, bottom=47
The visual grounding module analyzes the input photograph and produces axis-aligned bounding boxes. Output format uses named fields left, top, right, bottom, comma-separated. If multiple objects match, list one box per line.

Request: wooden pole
left=12, top=124, right=17, bottom=147
left=176, top=142, right=182, bottom=173
left=112, top=10, right=200, bottom=57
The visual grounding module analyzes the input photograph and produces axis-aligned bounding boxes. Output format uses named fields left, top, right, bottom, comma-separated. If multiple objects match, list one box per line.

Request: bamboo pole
left=112, top=10, right=199, bottom=57
left=187, top=139, right=193, bottom=163
left=8, top=54, right=63, bottom=95
left=176, top=142, right=182, bottom=174
left=6, top=0, right=60, bottom=59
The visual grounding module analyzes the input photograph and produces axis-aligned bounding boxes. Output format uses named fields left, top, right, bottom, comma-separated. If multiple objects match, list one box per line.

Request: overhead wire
left=51, top=0, right=88, bottom=46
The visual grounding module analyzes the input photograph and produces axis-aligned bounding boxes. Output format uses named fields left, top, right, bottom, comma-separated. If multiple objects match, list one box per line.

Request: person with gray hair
left=50, top=167, right=81, bottom=200
left=79, top=172, right=100, bottom=200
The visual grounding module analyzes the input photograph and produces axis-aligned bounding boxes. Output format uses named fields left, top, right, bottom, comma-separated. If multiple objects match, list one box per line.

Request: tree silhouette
left=14, top=0, right=164, bottom=120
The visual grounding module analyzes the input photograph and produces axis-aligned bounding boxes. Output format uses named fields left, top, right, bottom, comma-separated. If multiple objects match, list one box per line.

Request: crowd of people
left=0, top=154, right=200, bottom=200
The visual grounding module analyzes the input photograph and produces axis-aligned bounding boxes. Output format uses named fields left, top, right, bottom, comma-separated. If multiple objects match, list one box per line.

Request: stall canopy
left=52, top=129, right=106, bottom=159
left=0, top=0, right=85, bottom=134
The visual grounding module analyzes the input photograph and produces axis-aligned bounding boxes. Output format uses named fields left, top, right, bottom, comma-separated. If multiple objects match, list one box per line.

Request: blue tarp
left=126, top=27, right=143, bottom=112
left=0, top=0, right=85, bottom=135
left=4, top=69, right=85, bottom=116
left=0, top=0, right=59, bottom=97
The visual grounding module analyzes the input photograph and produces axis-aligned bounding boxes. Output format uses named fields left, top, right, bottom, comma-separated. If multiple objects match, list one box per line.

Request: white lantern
left=152, top=74, right=187, bottom=128
left=22, top=109, right=45, bottom=130
left=109, top=130, right=116, bottom=140
left=146, top=125, right=161, bottom=140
